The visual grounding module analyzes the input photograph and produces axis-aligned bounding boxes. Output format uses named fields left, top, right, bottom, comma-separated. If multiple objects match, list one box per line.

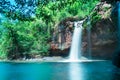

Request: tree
left=0, top=0, right=37, bottom=20
left=0, top=0, right=100, bottom=59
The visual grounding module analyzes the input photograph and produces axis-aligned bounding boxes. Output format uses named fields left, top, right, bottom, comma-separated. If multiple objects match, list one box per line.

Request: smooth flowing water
left=69, top=20, right=84, bottom=61
left=87, top=27, right=92, bottom=59
left=0, top=61, right=120, bottom=80
left=87, top=17, right=92, bottom=59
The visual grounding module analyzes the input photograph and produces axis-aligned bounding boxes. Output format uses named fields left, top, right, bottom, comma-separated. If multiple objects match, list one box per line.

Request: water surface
left=0, top=61, right=120, bottom=80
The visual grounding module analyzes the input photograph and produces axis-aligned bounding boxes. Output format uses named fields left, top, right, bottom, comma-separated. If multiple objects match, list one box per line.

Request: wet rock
left=50, top=2, right=118, bottom=59
left=50, top=18, right=76, bottom=56
left=49, top=48, right=69, bottom=57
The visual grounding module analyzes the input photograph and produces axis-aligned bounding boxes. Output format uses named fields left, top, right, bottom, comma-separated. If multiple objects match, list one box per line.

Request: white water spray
left=69, top=20, right=84, bottom=61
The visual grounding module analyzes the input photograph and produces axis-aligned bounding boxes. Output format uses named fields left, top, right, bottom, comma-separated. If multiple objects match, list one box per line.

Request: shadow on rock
left=113, top=50, right=120, bottom=68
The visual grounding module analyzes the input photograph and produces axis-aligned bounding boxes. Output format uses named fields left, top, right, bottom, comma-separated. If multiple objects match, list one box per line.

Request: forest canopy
left=0, top=0, right=99, bottom=59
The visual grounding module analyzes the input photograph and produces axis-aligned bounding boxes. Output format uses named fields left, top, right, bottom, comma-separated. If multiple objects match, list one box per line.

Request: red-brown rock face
left=50, top=2, right=118, bottom=59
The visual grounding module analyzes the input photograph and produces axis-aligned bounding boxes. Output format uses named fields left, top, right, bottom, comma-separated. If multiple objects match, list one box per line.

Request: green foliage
left=91, top=11, right=102, bottom=26
left=0, top=32, right=10, bottom=59
left=0, top=0, right=100, bottom=59
left=0, top=20, right=50, bottom=59
left=36, top=0, right=99, bottom=24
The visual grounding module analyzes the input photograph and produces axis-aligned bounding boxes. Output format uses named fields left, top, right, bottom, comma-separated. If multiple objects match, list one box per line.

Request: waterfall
left=69, top=20, right=84, bottom=61
left=87, top=27, right=92, bottom=59
left=87, top=16, right=92, bottom=59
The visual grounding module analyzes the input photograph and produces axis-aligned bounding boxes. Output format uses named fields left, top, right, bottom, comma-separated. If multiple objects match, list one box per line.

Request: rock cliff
left=50, top=1, right=118, bottom=59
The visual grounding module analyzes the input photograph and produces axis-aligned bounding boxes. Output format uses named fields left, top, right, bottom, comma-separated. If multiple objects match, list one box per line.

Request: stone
left=50, top=2, right=118, bottom=59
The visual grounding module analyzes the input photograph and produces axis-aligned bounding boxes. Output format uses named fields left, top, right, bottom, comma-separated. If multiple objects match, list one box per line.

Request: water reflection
left=0, top=61, right=120, bottom=80
left=111, top=67, right=120, bottom=80
left=0, top=62, right=10, bottom=80
left=69, top=61, right=120, bottom=80
left=69, top=63, right=83, bottom=80
left=0, top=62, right=52, bottom=80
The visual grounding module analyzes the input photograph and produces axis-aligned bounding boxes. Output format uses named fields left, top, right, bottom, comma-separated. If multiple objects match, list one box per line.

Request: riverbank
left=0, top=56, right=108, bottom=63
left=0, top=56, right=66, bottom=63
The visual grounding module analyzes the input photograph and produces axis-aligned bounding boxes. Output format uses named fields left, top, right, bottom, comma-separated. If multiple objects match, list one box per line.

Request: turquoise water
left=0, top=61, right=120, bottom=80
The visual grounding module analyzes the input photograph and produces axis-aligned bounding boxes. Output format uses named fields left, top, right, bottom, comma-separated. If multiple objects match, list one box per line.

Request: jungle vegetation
left=0, top=0, right=100, bottom=59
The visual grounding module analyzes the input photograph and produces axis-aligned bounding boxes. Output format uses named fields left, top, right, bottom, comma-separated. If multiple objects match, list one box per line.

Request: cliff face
left=50, top=1, right=118, bottom=59
left=84, top=19, right=117, bottom=59
left=50, top=18, right=75, bottom=57
left=83, top=1, right=118, bottom=59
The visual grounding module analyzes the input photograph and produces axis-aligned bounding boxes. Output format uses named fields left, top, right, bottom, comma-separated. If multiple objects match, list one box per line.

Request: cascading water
left=87, top=16, right=92, bottom=59
left=69, top=20, right=84, bottom=61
